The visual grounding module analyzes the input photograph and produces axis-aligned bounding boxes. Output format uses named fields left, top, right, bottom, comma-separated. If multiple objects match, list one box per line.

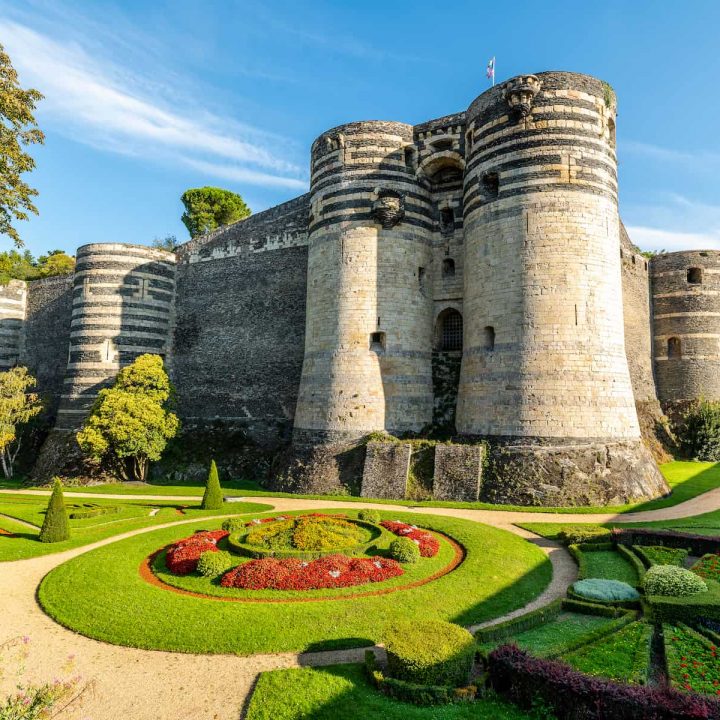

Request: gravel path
left=0, top=487, right=718, bottom=719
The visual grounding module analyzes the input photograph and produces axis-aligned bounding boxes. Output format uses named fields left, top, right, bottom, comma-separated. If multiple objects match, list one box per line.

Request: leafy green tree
left=35, top=250, right=75, bottom=277
left=679, top=399, right=720, bottom=461
left=0, top=366, right=42, bottom=478
left=38, top=478, right=70, bottom=543
left=181, top=187, right=250, bottom=238
left=201, top=459, right=223, bottom=510
left=151, top=235, right=178, bottom=252
left=76, top=354, right=180, bottom=482
left=0, top=43, right=44, bottom=248
left=0, top=249, right=74, bottom=284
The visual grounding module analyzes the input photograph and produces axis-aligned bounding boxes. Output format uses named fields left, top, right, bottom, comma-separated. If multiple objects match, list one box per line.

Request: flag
left=486, top=57, right=495, bottom=85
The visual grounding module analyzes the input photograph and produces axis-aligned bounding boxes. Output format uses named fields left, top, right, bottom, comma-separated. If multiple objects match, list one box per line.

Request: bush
left=358, top=509, right=380, bottom=524
left=558, top=526, right=611, bottom=546
left=381, top=521, right=440, bottom=557
left=38, top=479, right=70, bottom=543
left=221, top=517, right=247, bottom=533
left=196, top=550, right=235, bottom=577
left=644, top=565, right=707, bottom=597
left=571, top=579, right=640, bottom=603
left=389, top=537, right=421, bottom=564
left=165, top=530, right=228, bottom=575
left=201, top=460, right=223, bottom=510
left=678, top=399, right=720, bottom=461
left=384, top=620, right=476, bottom=687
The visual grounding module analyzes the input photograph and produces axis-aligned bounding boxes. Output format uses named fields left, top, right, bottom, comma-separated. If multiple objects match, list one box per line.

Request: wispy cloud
left=0, top=18, right=307, bottom=190
left=621, top=140, right=720, bottom=167
left=626, top=226, right=720, bottom=252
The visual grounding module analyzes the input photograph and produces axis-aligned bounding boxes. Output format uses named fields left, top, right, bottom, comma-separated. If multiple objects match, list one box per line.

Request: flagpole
left=493, top=57, right=495, bottom=87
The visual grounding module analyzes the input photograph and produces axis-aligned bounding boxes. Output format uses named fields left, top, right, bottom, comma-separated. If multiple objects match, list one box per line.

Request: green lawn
left=580, top=550, right=638, bottom=585
left=478, top=612, right=613, bottom=657
left=561, top=621, right=652, bottom=683
left=7, top=459, right=717, bottom=514
left=38, top=510, right=551, bottom=655
left=0, top=497, right=272, bottom=561
left=245, top=664, right=534, bottom=720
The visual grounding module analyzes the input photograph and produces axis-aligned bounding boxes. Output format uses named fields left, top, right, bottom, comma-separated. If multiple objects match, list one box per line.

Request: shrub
left=221, top=517, right=247, bottom=532
left=633, top=545, right=689, bottom=568
left=196, top=550, right=235, bottom=577
left=644, top=565, right=707, bottom=597
left=558, top=525, right=611, bottom=545
left=38, top=478, right=70, bottom=543
left=383, top=620, right=476, bottom=687
left=381, top=521, right=440, bottom=557
left=165, top=530, right=228, bottom=575
left=678, top=399, right=720, bottom=461
left=201, top=460, right=223, bottom=510
left=358, top=509, right=380, bottom=524
left=571, top=579, right=640, bottom=603
left=389, top=537, right=421, bottom=564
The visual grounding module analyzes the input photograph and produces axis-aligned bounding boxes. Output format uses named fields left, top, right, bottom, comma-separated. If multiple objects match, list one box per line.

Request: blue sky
left=1, top=0, right=719, bottom=256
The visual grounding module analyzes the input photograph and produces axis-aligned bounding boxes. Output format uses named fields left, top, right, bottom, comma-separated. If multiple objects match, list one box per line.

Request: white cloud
left=626, top=226, right=720, bottom=252
left=621, top=141, right=720, bottom=167
left=0, top=18, right=306, bottom=188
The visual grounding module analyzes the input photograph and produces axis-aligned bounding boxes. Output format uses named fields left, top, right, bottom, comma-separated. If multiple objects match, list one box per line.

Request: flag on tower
left=487, top=57, right=495, bottom=86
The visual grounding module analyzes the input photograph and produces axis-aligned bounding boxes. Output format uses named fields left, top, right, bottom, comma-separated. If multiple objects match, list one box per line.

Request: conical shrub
left=201, top=460, right=223, bottom=510
left=38, top=478, right=70, bottom=543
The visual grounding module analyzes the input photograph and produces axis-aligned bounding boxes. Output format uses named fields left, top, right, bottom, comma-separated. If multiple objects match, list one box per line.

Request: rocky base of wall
left=433, top=444, right=484, bottom=501
left=361, top=442, right=412, bottom=499
left=481, top=438, right=670, bottom=507
left=636, top=400, right=675, bottom=464
left=29, top=429, right=108, bottom=484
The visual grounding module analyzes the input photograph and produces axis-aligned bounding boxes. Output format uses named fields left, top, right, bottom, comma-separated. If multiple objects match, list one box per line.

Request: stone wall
left=433, top=444, right=483, bottom=501
left=361, top=441, right=411, bottom=499
left=0, top=280, right=26, bottom=370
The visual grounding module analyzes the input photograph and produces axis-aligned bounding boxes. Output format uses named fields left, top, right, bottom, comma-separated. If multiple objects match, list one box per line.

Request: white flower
left=373, top=561, right=382, bottom=569
left=410, top=525, right=418, bottom=529
left=300, top=561, right=308, bottom=568
left=252, top=519, right=261, bottom=525
left=400, top=528, right=411, bottom=534
left=328, top=570, right=341, bottom=578
left=412, top=539, right=420, bottom=545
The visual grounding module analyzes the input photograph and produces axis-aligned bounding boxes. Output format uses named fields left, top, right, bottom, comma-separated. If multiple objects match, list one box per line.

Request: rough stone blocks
left=433, top=444, right=484, bottom=501
left=361, top=442, right=411, bottom=499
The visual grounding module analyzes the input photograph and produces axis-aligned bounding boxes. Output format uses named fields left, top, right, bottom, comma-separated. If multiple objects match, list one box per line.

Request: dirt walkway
left=1, top=487, right=718, bottom=720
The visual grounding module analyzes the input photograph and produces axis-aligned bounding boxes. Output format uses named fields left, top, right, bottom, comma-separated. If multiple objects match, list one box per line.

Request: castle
left=1, top=71, right=718, bottom=506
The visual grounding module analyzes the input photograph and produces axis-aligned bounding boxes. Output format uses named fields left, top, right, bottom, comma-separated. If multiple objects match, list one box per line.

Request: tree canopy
left=0, top=366, right=43, bottom=478
left=0, top=43, right=44, bottom=248
left=180, top=186, right=251, bottom=238
left=0, top=249, right=75, bottom=284
left=76, top=354, right=180, bottom=482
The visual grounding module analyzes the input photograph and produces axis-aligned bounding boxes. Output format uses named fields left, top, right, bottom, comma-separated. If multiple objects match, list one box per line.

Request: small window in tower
left=418, top=267, right=426, bottom=293
left=607, top=117, right=616, bottom=148
left=667, top=337, right=682, bottom=359
left=687, top=267, right=703, bottom=285
left=440, top=207, right=455, bottom=234
left=370, top=332, right=386, bottom=352
left=404, top=146, right=415, bottom=169
left=442, top=258, right=456, bottom=278
left=484, top=326, right=496, bottom=351
left=632, top=255, right=636, bottom=265
left=466, top=129, right=473, bottom=150
left=482, top=172, right=499, bottom=199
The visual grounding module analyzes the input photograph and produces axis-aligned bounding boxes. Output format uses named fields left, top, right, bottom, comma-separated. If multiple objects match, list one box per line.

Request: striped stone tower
left=457, top=71, right=667, bottom=505
left=651, top=250, right=720, bottom=411
left=293, top=121, right=435, bottom=445
left=54, top=243, right=176, bottom=431
left=0, top=280, right=26, bottom=370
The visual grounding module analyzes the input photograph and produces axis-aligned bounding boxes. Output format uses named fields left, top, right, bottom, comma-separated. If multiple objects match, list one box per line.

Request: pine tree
left=38, top=478, right=70, bottom=543
left=201, top=460, right=223, bottom=510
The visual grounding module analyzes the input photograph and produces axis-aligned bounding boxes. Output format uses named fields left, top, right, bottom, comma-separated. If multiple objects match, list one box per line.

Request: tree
left=151, top=235, right=178, bottom=252
left=181, top=187, right=250, bottom=238
left=201, top=460, right=223, bottom=510
left=0, top=366, right=42, bottom=478
left=76, top=354, right=180, bottom=482
left=38, top=478, right=70, bottom=543
left=0, top=249, right=74, bottom=284
left=0, top=43, right=44, bottom=248
left=35, top=250, right=75, bottom=277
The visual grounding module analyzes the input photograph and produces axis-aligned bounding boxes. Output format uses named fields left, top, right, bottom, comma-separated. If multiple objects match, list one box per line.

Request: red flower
left=380, top=521, right=440, bottom=557
left=165, top=530, right=229, bottom=575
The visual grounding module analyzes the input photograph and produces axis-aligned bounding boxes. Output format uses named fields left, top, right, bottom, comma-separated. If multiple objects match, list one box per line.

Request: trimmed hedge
left=561, top=598, right=630, bottom=617
left=38, top=479, right=70, bottom=543
left=389, top=537, right=421, bottom=564
left=647, top=578, right=720, bottom=624
left=544, top=612, right=638, bottom=659
left=475, top=599, right=562, bottom=645
left=201, top=460, right=223, bottom=510
left=358, top=509, right=380, bottom=524
left=384, top=620, right=476, bottom=687
left=68, top=504, right=120, bottom=520
left=570, top=579, right=640, bottom=605
left=558, top=526, right=612, bottom=545
left=364, top=651, right=476, bottom=706
left=488, top=644, right=720, bottom=720
left=644, top=566, right=707, bottom=597
left=616, top=544, right=647, bottom=585
left=633, top=545, right=689, bottom=569
left=614, top=528, right=720, bottom=559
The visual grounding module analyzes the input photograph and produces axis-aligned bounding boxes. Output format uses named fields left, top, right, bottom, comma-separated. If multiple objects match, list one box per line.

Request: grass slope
left=245, top=664, right=533, bottom=720
left=38, top=510, right=551, bottom=655
left=581, top=550, right=638, bottom=584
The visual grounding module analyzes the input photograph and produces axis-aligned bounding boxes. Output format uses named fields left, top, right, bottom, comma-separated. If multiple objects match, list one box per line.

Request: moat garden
left=1, top=460, right=720, bottom=719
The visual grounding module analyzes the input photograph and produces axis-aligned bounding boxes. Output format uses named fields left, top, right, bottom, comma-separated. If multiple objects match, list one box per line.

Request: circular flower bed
left=220, top=553, right=404, bottom=590
left=165, top=530, right=228, bottom=575
left=381, top=520, right=440, bottom=557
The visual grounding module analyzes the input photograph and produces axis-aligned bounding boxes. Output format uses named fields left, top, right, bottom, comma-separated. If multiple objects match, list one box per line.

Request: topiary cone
left=38, top=478, right=70, bottom=543
left=201, top=460, right=223, bottom=510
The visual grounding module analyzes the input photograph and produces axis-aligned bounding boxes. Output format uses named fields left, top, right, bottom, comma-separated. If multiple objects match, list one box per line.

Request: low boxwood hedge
left=647, top=578, right=720, bottom=624
left=561, top=598, right=630, bottom=617
left=475, top=599, right=562, bottom=645
left=558, top=526, right=612, bottom=546
left=383, top=620, right=476, bottom=687
left=616, top=545, right=647, bottom=585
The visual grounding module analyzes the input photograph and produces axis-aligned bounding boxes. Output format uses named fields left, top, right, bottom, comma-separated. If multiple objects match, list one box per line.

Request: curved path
left=1, top=487, right=718, bottom=719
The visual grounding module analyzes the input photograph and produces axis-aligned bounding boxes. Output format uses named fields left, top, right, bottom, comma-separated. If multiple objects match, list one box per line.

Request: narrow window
left=482, top=172, right=499, bottom=199
left=404, top=146, right=415, bottom=169
left=687, top=267, right=703, bottom=285
left=484, top=326, right=495, bottom=351
left=442, top=258, right=456, bottom=278
left=370, top=332, right=386, bottom=352
left=608, top=117, right=616, bottom=148
left=440, top=207, right=454, bottom=234
left=466, top=129, right=473, bottom=150
left=438, top=309, right=463, bottom=351
left=632, top=255, right=636, bottom=265
left=667, top=337, right=682, bottom=359
left=418, top=267, right=426, bottom=293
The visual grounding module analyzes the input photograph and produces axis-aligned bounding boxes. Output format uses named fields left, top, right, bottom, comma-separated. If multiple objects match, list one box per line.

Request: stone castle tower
left=7, top=69, right=717, bottom=506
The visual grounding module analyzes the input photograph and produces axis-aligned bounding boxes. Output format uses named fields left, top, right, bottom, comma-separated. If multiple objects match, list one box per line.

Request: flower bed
left=165, top=530, right=229, bottom=575
left=664, top=623, right=720, bottom=697
left=381, top=521, right=439, bottom=558
left=245, top=515, right=367, bottom=552
left=693, top=554, right=720, bottom=583
left=220, top=553, right=404, bottom=590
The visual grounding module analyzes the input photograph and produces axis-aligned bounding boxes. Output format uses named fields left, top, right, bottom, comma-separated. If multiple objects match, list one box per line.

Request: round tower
left=55, top=243, right=176, bottom=430
left=292, top=121, right=434, bottom=445
left=651, top=250, right=720, bottom=412
left=457, top=71, right=667, bottom=505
